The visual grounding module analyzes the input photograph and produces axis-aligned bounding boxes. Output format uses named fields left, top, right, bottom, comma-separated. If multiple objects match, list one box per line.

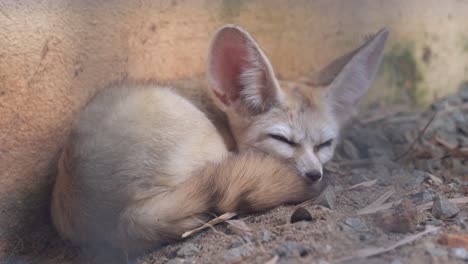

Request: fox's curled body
left=51, top=86, right=312, bottom=253
left=51, top=25, right=388, bottom=255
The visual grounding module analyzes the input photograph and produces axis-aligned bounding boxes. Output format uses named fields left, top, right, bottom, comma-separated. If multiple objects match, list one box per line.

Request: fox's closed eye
left=269, top=134, right=296, bottom=146
left=316, top=139, right=333, bottom=151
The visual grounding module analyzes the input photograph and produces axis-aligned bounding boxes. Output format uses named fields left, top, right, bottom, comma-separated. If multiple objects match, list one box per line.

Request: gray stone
left=260, top=229, right=273, bottom=242
left=455, top=216, right=467, bottom=229
left=176, top=243, right=200, bottom=258
left=409, top=189, right=435, bottom=204
left=344, top=217, right=369, bottom=232
left=229, top=238, right=243, bottom=249
left=432, top=195, right=460, bottom=220
left=450, top=248, right=468, bottom=260
left=358, top=232, right=377, bottom=242
left=273, top=241, right=309, bottom=257
left=452, top=110, right=466, bottom=123
left=436, top=130, right=459, bottom=148
left=314, top=185, right=335, bottom=209
left=223, top=245, right=255, bottom=263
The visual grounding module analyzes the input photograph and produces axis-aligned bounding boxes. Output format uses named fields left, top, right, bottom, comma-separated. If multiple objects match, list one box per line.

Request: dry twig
left=394, top=112, right=436, bottom=161
left=357, top=190, right=394, bottom=215
left=182, top=212, right=237, bottom=238
left=334, top=226, right=440, bottom=263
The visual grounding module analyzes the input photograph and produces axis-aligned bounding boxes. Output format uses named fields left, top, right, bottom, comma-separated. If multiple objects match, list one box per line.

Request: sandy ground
left=4, top=85, right=468, bottom=264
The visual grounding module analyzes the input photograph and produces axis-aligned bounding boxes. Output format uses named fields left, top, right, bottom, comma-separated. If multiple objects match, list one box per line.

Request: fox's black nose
left=305, top=170, right=322, bottom=182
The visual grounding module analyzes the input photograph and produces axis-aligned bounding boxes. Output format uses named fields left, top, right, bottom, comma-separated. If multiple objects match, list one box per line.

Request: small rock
left=260, top=229, right=273, bottom=242
left=223, top=245, right=254, bottom=263
left=410, top=189, right=435, bottom=204
left=272, top=241, right=309, bottom=258
left=358, top=232, right=377, bottom=242
left=314, top=185, right=335, bottom=209
left=290, top=207, right=313, bottom=223
left=450, top=248, right=468, bottom=260
left=455, top=216, right=467, bottom=229
left=344, top=218, right=369, bottom=232
left=431, top=195, right=460, bottom=220
left=375, top=200, right=418, bottom=233
left=436, top=131, right=459, bottom=149
left=176, top=243, right=200, bottom=258
left=229, top=238, right=243, bottom=249
left=317, top=259, right=330, bottom=264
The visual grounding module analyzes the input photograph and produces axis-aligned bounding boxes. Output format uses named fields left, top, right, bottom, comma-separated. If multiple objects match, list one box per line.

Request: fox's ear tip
left=214, top=24, right=251, bottom=37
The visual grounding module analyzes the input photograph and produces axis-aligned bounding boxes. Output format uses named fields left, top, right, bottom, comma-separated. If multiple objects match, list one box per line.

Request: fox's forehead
left=268, top=83, right=338, bottom=141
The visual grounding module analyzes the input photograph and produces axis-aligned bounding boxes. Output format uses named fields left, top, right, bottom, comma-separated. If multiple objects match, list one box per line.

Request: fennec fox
left=51, top=25, right=388, bottom=254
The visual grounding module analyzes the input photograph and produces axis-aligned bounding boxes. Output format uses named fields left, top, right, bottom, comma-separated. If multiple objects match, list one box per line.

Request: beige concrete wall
left=1, top=0, right=467, bottom=256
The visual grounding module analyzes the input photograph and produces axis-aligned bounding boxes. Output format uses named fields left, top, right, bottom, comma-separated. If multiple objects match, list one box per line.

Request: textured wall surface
left=1, top=0, right=467, bottom=257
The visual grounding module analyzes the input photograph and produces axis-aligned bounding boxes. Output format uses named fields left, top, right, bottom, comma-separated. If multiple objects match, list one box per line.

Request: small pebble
left=290, top=207, right=313, bottom=223
left=176, top=243, right=200, bottom=258
left=410, top=189, right=435, bottom=204
left=432, top=195, right=460, bottom=220
left=344, top=218, right=369, bottom=232
left=260, top=229, right=273, bottom=242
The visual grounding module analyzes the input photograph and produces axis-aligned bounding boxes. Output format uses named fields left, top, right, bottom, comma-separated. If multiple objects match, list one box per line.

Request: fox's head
left=208, top=25, right=388, bottom=183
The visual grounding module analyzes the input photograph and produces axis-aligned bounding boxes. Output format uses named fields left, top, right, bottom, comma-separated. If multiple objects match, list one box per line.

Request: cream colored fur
left=51, top=25, right=388, bottom=255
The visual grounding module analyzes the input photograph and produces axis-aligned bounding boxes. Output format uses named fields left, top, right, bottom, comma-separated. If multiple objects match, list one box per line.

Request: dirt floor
left=5, top=84, right=468, bottom=264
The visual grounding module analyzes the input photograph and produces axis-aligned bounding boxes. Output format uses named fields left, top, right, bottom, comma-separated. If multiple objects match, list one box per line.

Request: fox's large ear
left=318, top=29, right=389, bottom=124
left=208, top=25, right=282, bottom=115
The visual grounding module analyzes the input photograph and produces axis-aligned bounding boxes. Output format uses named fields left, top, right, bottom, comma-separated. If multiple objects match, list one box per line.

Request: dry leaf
left=357, top=190, right=394, bottom=215
left=342, top=179, right=378, bottom=192
left=334, top=225, right=440, bottom=262
left=182, top=212, right=237, bottom=238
